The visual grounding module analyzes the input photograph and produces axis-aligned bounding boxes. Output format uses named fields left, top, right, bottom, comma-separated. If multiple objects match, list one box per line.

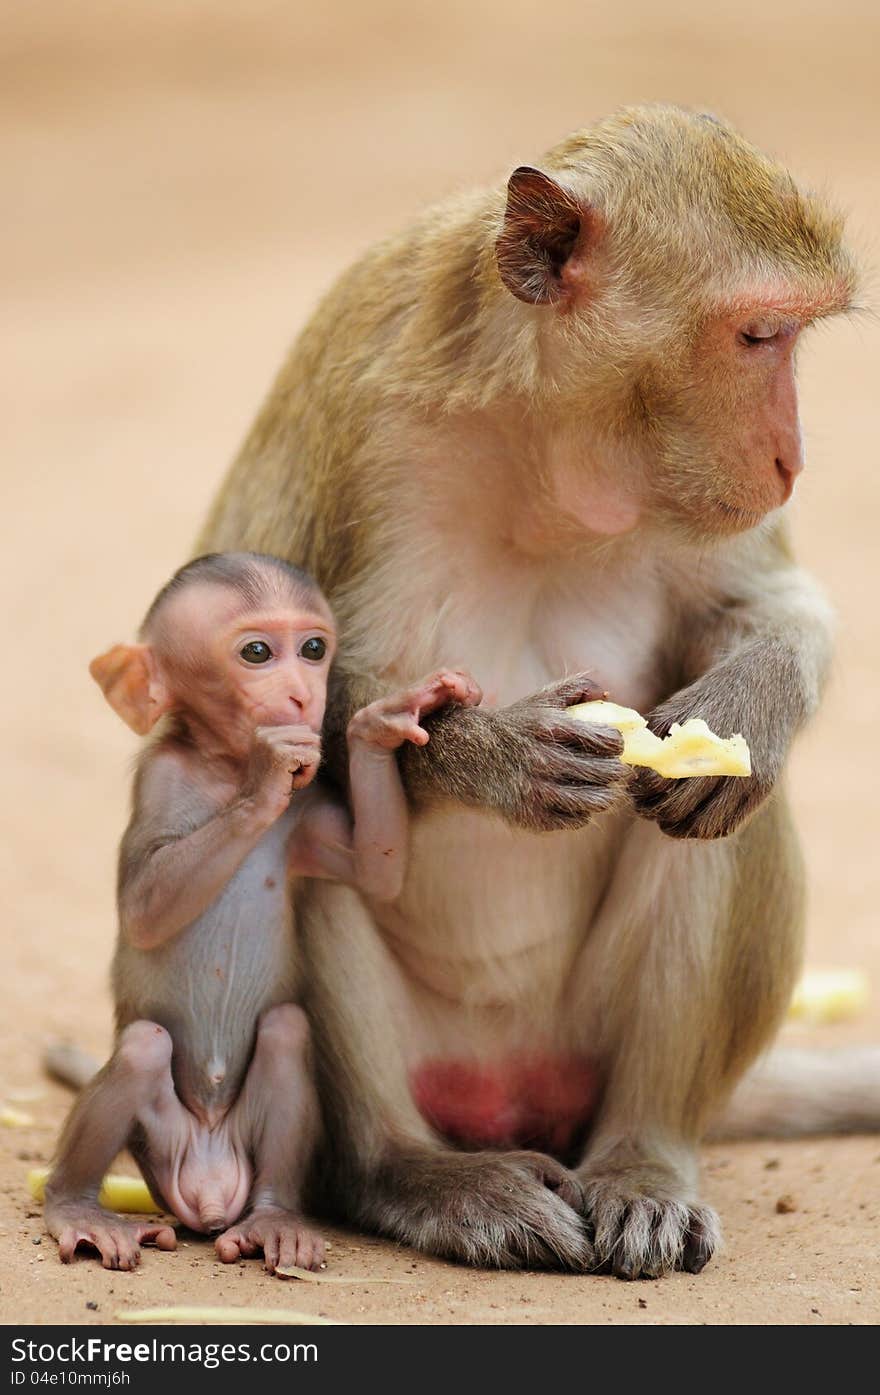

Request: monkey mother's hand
left=408, top=673, right=631, bottom=832
left=631, top=682, right=777, bottom=840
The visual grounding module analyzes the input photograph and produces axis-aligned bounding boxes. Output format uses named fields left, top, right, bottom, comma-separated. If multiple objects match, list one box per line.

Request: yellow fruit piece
left=28, top=1167, right=159, bottom=1214
left=0, top=1105, right=34, bottom=1128
left=788, top=968, right=870, bottom=1024
left=118, top=1306, right=340, bottom=1326
left=567, top=701, right=751, bottom=778
left=568, top=699, right=648, bottom=733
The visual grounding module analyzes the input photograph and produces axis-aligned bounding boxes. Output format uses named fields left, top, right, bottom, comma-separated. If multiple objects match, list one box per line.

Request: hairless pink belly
left=411, top=1055, right=600, bottom=1156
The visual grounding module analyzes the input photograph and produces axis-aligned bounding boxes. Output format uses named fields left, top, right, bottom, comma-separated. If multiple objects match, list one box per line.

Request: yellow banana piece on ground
left=0, top=1105, right=34, bottom=1128
left=787, top=968, right=870, bottom=1024
left=27, top=1166, right=159, bottom=1213
left=567, top=699, right=751, bottom=779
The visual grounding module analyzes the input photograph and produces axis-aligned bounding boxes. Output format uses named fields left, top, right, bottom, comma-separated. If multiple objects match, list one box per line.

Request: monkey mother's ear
left=495, top=166, right=586, bottom=306
left=88, top=643, right=172, bottom=735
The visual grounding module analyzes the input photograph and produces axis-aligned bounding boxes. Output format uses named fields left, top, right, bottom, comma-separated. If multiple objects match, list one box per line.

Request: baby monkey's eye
left=240, top=640, right=273, bottom=664
left=300, top=637, right=327, bottom=662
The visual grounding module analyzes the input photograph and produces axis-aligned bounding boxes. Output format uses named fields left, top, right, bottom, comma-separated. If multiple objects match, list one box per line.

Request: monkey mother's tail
left=43, top=1041, right=101, bottom=1092
left=712, top=1046, right=880, bottom=1139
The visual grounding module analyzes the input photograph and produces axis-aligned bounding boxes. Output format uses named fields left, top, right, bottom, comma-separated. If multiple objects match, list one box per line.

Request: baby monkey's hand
left=244, top=723, right=322, bottom=820
left=348, top=669, right=483, bottom=751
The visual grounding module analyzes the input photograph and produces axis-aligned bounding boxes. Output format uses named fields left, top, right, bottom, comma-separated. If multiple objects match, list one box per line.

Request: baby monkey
left=45, top=552, right=481, bottom=1273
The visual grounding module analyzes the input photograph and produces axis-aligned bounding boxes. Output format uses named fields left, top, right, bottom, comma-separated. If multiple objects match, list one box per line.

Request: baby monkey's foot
left=214, top=1206, right=325, bottom=1274
left=46, top=1199, right=176, bottom=1270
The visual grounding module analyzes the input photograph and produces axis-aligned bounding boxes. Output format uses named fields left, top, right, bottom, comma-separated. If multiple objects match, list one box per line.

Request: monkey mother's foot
left=214, top=1206, right=325, bottom=1274
left=579, top=1169, right=720, bottom=1279
left=368, top=1149, right=591, bottom=1270
left=46, top=1199, right=176, bottom=1271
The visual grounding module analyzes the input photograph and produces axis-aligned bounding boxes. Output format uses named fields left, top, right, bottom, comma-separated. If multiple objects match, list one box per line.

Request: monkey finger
left=659, top=780, right=767, bottom=840
left=539, top=718, right=625, bottom=759
left=534, top=748, right=630, bottom=788
left=533, top=1159, right=585, bottom=1214
left=375, top=675, right=472, bottom=724
left=296, top=1232, right=326, bottom=1272
left=633, top=774, right=720, bottom=821
left=528, top=780, right=621, bottom=827
left=100, top=1234, right=123, bottom=1271
left=456, top=673, right=484, bottom=708
left=280, top=742, right=322, bottom=769
left=387, top=713, right=435, bottom=747
left=289, top=753, right=321, bottom=777
left=418, top=670, right=484, bottom=713
left=651, top=777, right=722, bottom=820
left=273, top=748, right=321, bottom=776
left=289, top=757, right=323, bottom=790
left=262, top=1231, right=281, bottom=1274
left=630, top=767, right=668, bottom=801
left=403, top=725, right=431, bottom=747
left=378, top=709, right=422, bottom=735
left=260, top=723, right=319, bottom=744
left=237, top=1234, right=261, bottom=1259
left=57, top=1228, right=86, bottom=1264
left=139, top=1224, right=177, bottom=1252
left=214, top=1231, right=245, bottom=1264
left=681, top=1208, right=720, bottom=1274
left=354, top=711, right=427, bottom=749
left=113, top=1233, right=142, bottom=1271
left=657, top=812, right=731, bottom=842
left=532, top=672, right=607, bottom=711
left=277, top=1232, right=305, bottom=1274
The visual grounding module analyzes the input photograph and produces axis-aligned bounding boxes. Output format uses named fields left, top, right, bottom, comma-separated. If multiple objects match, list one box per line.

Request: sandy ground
left=2, top=1, right=879, bottom=1327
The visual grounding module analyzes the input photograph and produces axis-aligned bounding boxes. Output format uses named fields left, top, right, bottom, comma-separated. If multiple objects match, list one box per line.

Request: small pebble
left=775, top=1194, right=797, bottom=1214
left=86, top=1302, right=98, bottom=1312
left=764, top=1158, right=780, bottom=1171
left=31, top=1236, right=42, bottom=1245
left=638, top=1297, right=647, bottom=1309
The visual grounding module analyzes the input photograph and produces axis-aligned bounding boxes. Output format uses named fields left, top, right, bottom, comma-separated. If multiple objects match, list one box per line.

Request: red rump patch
left=411, top=1055, right=599, bottom=1156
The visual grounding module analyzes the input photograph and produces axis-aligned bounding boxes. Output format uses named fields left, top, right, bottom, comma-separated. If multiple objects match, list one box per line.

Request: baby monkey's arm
left=120, top=726, right=321, bottom=950
left=290, top=670, right=482, bottom=900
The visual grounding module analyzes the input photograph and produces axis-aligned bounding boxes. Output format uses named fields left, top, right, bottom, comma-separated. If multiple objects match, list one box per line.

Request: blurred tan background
left=2, top=0, right=878, bottom=1325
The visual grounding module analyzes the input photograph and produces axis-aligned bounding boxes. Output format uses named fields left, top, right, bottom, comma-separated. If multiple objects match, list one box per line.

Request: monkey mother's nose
left=775, top=455, right=802, bottom=503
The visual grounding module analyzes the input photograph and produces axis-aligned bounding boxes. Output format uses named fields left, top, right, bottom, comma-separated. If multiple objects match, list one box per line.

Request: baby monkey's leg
left=215, top=1004, right=324, bottom=1273
left=44, top=1021, right=178, bottom=1270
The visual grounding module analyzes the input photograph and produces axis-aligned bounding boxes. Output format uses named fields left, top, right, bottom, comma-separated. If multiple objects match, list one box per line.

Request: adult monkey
left=200, top=106, right=865, bottom=1278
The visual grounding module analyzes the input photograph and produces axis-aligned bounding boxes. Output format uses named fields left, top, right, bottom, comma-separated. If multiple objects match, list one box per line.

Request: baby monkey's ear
left=89, top=643, right=172, bottom=735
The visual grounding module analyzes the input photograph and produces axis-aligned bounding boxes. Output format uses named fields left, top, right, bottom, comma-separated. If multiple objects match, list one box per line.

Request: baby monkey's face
left=162, top=583, right=338, bottom=756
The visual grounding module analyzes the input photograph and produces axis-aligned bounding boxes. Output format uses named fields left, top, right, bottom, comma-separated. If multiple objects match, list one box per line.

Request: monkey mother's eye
left=737, top=321, right=778, bottom=347
left=299, top=636, right=327, bottom=662
left=239, top=640, right=273, bottom=664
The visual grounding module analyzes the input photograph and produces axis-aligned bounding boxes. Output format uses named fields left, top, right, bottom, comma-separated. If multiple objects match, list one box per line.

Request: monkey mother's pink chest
left=411, top=1055, right=599, bottom=1157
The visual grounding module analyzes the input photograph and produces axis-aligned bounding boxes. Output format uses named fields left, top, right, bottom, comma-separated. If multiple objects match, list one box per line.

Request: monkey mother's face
left=164, top=585, right=337, bottom=754
left=639, top=308, right=812, bottom=539
left=494, top=113, right=855, bottom=544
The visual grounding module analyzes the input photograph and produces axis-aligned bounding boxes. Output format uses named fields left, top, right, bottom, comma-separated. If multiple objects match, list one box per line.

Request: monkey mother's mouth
left=716, top=500, right=766, bottom=529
